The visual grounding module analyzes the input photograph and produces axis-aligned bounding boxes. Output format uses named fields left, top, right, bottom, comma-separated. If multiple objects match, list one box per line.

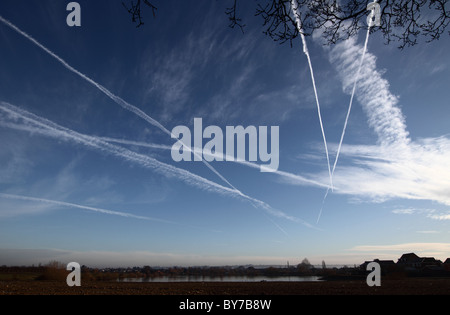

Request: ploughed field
left=1, top=278, right=450, bottom=295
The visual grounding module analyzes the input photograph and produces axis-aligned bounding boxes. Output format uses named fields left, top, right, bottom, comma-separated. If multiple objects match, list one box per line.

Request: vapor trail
left=0, top=101, right=237, bottom=198
left=0, top=192, right=171, bottom=223
left=99, top=136, right=328, bottom=188
left=290, top=0, right=333, bottom=191
left=0, top=101, right=315, bottom=227
left=98, top=138, right=325, bottom=228
left=0, top=15, right=238, bottom=193
left=99, top=136, right=172, bottom=151
left=331, top=25, right=372, bottom=179
left=0, top=192, right=223, bottom=232
left=317, top=19, right=373, bottom=223
left=316, top=185, right=329, bottom=224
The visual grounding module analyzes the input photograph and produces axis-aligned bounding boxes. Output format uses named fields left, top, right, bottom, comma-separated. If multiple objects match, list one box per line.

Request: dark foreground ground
left=1, top=278, right=450, bottom=295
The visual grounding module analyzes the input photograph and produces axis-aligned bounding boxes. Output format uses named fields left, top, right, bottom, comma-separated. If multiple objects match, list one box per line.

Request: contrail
left=330, top=40, right=410, bottom=148
left=99, top=136, right=172, bottom=151
left=290, top=0, right=333, bottom=191
left=98, top=136, right=329, bottom=189
left=0, top=101, right=316, bottom=227
left=317, top=10, right=376, bottom=223
left=0, top=192, right=172, bottom=223
left=0, top=192, right=225, bottom=232
left=331, top=25, right=372, bottom=180
left=264, top=214, right=288, bottom=236
left=316, top=185, right=330, bottom=224
left=0, top=15, right=238, bottom=193
left=0, top=101, right=238, bottom=198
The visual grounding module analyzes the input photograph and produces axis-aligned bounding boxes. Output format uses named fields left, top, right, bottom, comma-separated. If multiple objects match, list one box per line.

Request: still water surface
left=118, top=276, right=322, bottom=282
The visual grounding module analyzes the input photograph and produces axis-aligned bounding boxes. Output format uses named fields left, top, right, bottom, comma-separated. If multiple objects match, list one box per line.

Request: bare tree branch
left=122, top=0, right=450, bottom=48
left=251, top=0, right=450, bottom=49
left=225, top=0, right=246, bottom=33
left=122, top=0, right=157, bottom=27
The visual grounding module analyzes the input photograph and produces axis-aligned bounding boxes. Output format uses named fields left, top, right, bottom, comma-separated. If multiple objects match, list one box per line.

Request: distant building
left=396, top=253, right=445, bottom=271
left=397, top=253, right=421, bottom=269
left=420, top=257, right=440, bottom=266
left=360, top=259, right=396, bottom=274
left=420, top=257, right=443, bottom=272
left=361, top=253, right=450, bottom=276
left=444, top=258, right=450, bottom=271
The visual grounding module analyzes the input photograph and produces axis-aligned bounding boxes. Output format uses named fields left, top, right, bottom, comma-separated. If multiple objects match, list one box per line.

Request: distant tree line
left=0, top=259, right=354, bottom=281
left=2, top=253, right=449, bottom=282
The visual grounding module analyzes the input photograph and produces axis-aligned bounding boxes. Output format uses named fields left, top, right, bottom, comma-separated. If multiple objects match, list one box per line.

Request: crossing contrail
left=0, top=101, right=316, bottom=228
left=97, top=136, right=328, bottom=188
left=331, top=25, right=372, bottom=180
left=317, top=8, right=377, bottom=223
left=290, top=0, right=333, bottom=191
left=0, top=101, right=238, bottom=198
left=0, top=15, right=238, bottom=194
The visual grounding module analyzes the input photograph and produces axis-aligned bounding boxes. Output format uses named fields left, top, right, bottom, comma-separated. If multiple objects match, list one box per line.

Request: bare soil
left=1, top=278, right=450, bottom=295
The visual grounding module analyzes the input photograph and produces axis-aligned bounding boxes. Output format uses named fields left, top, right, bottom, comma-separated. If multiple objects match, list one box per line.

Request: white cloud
left=392, top=208, right=436, bottom=215
left=390, top=208, right=450, bottom=222
left=416, top=231, right=440, bottom=234
left=350, top=242, right=450, bottom=260
left=329, top=36, right=411, bottom=147
left=104, top=133, right=450, bottom=210
left=428, top=214, right=450, bottom=221
left=430, top=64, right=446, bottom=75
left=392, top=208, right=416, bottom=215
left=289, top=35, right=450, bottom=207
left=329, top=138, right=450, bottom=206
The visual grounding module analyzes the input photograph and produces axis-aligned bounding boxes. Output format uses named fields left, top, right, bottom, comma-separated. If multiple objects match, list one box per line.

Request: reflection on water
left=118, top=276, right=322, bottom=283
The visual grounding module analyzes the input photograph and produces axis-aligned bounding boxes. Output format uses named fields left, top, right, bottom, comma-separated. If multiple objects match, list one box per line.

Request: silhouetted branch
left=122, top=0, right=157, bottom=27
left=225, top=0, right=246, bottom=33
left=121, top=0, right=450, bottom=48
left=252, top=0, right=450, bottom=49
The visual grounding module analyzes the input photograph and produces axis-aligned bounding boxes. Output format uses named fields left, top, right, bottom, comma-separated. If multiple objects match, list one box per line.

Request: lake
left=118, top=275, right=322, bottom=282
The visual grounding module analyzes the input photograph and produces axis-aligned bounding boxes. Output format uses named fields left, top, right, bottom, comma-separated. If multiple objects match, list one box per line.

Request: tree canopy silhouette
left=122, top=0, right=449, bottom=49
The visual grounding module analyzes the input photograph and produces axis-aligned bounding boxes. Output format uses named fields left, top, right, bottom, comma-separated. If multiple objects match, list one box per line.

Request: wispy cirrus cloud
left=329, top=137, right=450, bottom=206
left=139, top=14, right=260, bottom=124
left=330, top=37, right=410, bottom=147
left=291, top=35, right=450, bottom=208
left=350, top=242, right=450, bottom=257
left=428, top=213, right=450, bottom=221
left=391, top=207, right=450, bottom=222
left=0, top=15, right=242, bottom=196
left=416, top=230, right=440, bottom=234
left=391, top=208, right=434, bottom=215
left=0, top=133, right=33, bottom=185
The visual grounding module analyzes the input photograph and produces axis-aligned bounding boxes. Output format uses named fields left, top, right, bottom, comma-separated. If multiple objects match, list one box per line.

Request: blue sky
left=0, top=0, right=449, bottom=267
